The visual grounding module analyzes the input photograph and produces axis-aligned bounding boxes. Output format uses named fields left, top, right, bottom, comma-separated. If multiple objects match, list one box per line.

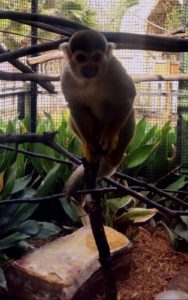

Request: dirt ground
left=97, top=226, right=188, bottom=300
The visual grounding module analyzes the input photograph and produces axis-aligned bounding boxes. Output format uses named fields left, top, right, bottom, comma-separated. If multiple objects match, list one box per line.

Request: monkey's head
left=60, top=30, right=115, bottom=79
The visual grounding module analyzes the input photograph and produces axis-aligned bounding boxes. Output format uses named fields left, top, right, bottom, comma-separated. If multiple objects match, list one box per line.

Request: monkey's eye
left=75, top=53, right=87, bottom=63
left=91, top=53, right=103, bottom=63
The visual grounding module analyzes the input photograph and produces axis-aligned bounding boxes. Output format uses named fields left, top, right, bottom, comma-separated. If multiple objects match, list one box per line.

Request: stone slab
left=5, top=226, right=132, bottom=300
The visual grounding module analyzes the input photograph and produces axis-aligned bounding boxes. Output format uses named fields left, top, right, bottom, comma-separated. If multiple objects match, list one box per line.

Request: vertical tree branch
left=83, top=159, right=117, bottom=300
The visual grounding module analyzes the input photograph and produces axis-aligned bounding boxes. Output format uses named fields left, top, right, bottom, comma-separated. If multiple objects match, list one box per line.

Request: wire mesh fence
left=0, top=0, right=187, bottom=172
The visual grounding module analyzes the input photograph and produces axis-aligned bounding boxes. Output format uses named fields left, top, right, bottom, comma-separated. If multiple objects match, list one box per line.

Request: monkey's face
left=70, top=49, right=107, bottom=79
left=60, top=30, right=114, bottom=80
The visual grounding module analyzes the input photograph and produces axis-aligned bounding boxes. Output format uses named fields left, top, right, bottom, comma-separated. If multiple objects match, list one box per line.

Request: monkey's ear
left=59, top=42, right=72, bottom=59
left=107, top=42, right=116, bottom=57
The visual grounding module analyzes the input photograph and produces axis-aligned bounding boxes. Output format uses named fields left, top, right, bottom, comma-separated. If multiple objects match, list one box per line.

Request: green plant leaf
left=15, top=187, right=36, bottom=200
left=28, top=144, right=44, bottom=177
left=0, top=232, right=29, bottom=250
left=0, top=266, right=6, bottom=285
left=175, top=223, right=188, bottom=242
left=128, top=118, right=146, bottom=152
left=141, top=125, right=158, bottom=145
left=180, top=215, right=188, bottom=227
left=17, top=220, right=40, bottom=236
left=6, top=120, right=16, bottom=134
left=56, top=116, right=70, bottom=147
left=107, top=196, right=134, bottom=215
left=44, top=111, right=55, bottom=130
left=68, top=137, right=82, bottom=156
left=29, top=143, right=55, bottom=174
left=127, top=144, right=157, bottom=169
left=0, top=204, right=19, bottom=228
left=165, top=175, right=188, bottom=191
left=36, top=163, right=63, bottom=196
left=0, top=252, right=9, bottom=264
left=16, top=152, right=25, bottom=178
left=33, top=222, right=61, bottom=239
left=0, top=150, right=16, bottom=171
left=117, top=208, right=158, bottom=223
left=10, top=203, right=39, bottom=227
left=59, top=197, right=81, bottom=222
left=158, top=221, right=177, bottom=247
left=1, top=163, right=17, bottom=197
left=11, top=174, right=32, bottom=195
left=14, top=240, right=34, bottom=251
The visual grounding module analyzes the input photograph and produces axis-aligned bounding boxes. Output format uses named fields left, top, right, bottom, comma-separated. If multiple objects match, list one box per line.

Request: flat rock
left=167, top=267, right=188, bottom=294
left=5, top=226, right=132, bottom=300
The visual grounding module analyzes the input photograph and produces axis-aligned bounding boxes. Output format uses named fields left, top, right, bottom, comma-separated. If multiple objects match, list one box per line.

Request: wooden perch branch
left=27, top=51, right=64, bottom=65
left=1, top=31, right=188, bottom=64
left=83, top=159, right=117, bottom=300
left=133, top=73, right=188, bottom=83
left=1, top=12, right=188, bottom=65
left=2, top=71, right=188, bottom=83
left=0, top=11, right=88, bottom=31
left=0, top=38, right=68, bottom=63
left=0, top=132, right=57, bottom=144
left=0, top=45, right=55, bottom=93
left=0, top=132, right=80, bottom=164
left=0, top=71, right=60, bottom=82
left=17, top=19, right=75, bottom=36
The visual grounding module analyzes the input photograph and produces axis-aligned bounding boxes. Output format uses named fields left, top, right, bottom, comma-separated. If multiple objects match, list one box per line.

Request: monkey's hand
left=99, top=130, right=119, bottom=153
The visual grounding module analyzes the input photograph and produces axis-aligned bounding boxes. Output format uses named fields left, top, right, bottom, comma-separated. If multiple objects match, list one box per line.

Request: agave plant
left=122, top=118, right=177, bottom=182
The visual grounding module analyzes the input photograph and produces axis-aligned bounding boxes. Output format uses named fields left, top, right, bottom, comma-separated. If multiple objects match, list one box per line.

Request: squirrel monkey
left=60, top=29, right=136, bottom=197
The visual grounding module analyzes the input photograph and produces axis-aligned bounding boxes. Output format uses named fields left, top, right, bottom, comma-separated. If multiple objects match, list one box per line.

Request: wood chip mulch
left=98, top=226, right=188, bottom=300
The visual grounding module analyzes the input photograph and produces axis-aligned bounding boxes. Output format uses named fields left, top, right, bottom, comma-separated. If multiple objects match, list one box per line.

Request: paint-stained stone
left=5, top=226, right=132, bottom=300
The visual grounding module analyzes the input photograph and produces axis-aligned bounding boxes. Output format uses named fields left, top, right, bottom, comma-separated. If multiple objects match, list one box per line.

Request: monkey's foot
left=99, top=133, right=118, bottom=152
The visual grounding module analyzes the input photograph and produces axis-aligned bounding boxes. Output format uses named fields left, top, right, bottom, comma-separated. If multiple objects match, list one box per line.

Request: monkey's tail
left=64, top=164, right=85, bottom=199
left=64, top=159, right=116, bottom=199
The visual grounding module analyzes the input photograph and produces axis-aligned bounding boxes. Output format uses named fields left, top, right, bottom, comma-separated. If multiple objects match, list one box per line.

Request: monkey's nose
left=81, top=65, right=98, bottom=78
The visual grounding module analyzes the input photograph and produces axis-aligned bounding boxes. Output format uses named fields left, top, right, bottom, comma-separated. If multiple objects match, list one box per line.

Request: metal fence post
left=30, top=0, right=38, bottom=133
left=177, top=0, right=188, bottom=173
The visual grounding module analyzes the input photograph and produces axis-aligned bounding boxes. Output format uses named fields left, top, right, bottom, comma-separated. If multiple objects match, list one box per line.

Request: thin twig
left=115, top=172, right=188, bottom=207
left=129, top=10, right=168, bottom=33
left=0, top=144, right=72, bottom=166
left=127, top=185, right=188, bottom=195
left=46, top=139, right=81, bottom=165
left=104, top=177, right=188, bottom=216
left=0, top=187, right=117, bottom=205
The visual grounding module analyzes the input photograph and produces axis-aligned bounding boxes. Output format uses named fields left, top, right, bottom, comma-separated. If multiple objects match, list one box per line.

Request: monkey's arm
left=100, top=104, right=134, bottom=152
left=70, top=104, right=101, bottom=162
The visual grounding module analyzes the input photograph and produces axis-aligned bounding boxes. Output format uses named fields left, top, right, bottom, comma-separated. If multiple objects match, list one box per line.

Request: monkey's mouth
left=81, top=65, right=99, bottom=78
